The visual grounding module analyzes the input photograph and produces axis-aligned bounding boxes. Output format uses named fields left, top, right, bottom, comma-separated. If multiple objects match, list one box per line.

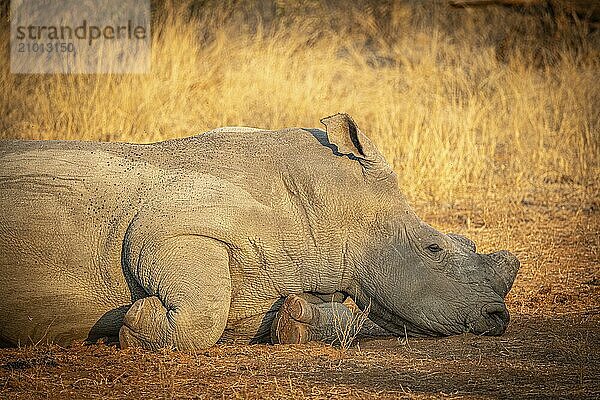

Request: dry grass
left=332, top=300, right=370, bottom=350
left=1, top=0, right=598, bottom=203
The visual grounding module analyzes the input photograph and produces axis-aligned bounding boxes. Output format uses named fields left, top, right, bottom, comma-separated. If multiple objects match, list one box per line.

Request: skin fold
left=0, top=114, right=519, bottom=350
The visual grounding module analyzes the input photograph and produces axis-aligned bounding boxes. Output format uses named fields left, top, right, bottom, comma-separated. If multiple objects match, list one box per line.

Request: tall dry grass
left=1, top=1, right=598, bottom=203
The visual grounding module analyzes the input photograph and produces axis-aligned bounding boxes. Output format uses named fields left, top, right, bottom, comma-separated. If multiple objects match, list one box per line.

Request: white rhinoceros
left=0, top=114, right=519, bottom=350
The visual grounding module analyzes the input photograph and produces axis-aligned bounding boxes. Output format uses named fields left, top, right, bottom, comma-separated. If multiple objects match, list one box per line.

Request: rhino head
left=321, top=113, right=520, bottom=337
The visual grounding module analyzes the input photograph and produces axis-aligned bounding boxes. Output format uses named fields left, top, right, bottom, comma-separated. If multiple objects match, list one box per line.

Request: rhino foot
left=119, top=296, right=171, bottom=350
left=271, top=295, right=317, bottom=344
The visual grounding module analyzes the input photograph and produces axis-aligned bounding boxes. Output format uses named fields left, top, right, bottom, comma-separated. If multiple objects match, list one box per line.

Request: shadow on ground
left=1, top=313, right=598, bottom=399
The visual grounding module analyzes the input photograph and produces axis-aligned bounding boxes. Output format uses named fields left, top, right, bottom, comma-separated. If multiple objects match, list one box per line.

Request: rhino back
left=0, top=128, right=367, bottom=345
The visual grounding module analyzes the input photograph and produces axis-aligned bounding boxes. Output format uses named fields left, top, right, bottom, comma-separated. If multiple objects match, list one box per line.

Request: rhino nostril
left=483, top=303, right=507, bottom=317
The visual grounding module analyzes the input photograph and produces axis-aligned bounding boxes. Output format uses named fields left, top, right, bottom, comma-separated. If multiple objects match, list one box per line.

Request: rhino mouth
left=367, top=300, right=468, bottom=338
left=466, top=302, right=510, bottom=336
left=368, top=297, right=510, bottom=338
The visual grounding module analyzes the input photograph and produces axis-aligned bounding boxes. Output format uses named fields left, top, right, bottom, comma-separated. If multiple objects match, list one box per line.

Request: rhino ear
left=320, top=113, right=395, bottom=181
left=320, top=113, right=370, bottom=159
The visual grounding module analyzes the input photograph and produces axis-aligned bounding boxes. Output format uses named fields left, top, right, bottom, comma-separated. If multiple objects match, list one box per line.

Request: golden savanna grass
left=1, top=1, right=598, bottom=204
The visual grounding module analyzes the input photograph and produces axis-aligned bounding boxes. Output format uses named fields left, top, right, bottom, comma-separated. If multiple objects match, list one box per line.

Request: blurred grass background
left=1, top=0, right=598, bottom=204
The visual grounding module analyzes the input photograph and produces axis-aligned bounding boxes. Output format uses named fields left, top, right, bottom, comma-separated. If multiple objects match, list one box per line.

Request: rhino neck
left=341, top=191, right=417, bottom=307
left=283, top=187, right=404, bottom=298
left=264, top=127, right=404, bottom=297
left=287, top=202, right=354, bottom=296
left=278, top=170, right=357, bottom=296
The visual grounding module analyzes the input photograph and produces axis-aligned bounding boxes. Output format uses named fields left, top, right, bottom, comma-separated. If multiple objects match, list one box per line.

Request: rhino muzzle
left=468, top=302, right=511, bottom=336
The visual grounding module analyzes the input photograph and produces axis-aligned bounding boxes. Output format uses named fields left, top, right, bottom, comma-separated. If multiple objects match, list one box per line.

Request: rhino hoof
left=272, top=295, right=315, bottom=345
left=119, top=296, right=169, bottom=350
left=288, top=295, right=314, bottom=322
left=119, top=325, right=139, bottom=349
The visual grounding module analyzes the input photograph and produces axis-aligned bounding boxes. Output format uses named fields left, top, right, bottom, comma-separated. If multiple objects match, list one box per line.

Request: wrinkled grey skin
left=0, top=114, right=519, bottom=350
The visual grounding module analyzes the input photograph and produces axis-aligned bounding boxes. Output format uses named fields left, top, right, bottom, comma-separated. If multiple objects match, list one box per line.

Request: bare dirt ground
left=1, top=183, right=598, bottom=399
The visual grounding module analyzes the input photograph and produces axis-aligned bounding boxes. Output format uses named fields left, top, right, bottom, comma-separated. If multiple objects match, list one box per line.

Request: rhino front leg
left=119, top=236, right=231, bottom=351
left=271, top=295, right=391, bottom=346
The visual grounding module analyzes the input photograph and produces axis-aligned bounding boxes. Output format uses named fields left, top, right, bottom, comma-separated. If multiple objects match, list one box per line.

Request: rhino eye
left=426, top=243, right=443, bottom=253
